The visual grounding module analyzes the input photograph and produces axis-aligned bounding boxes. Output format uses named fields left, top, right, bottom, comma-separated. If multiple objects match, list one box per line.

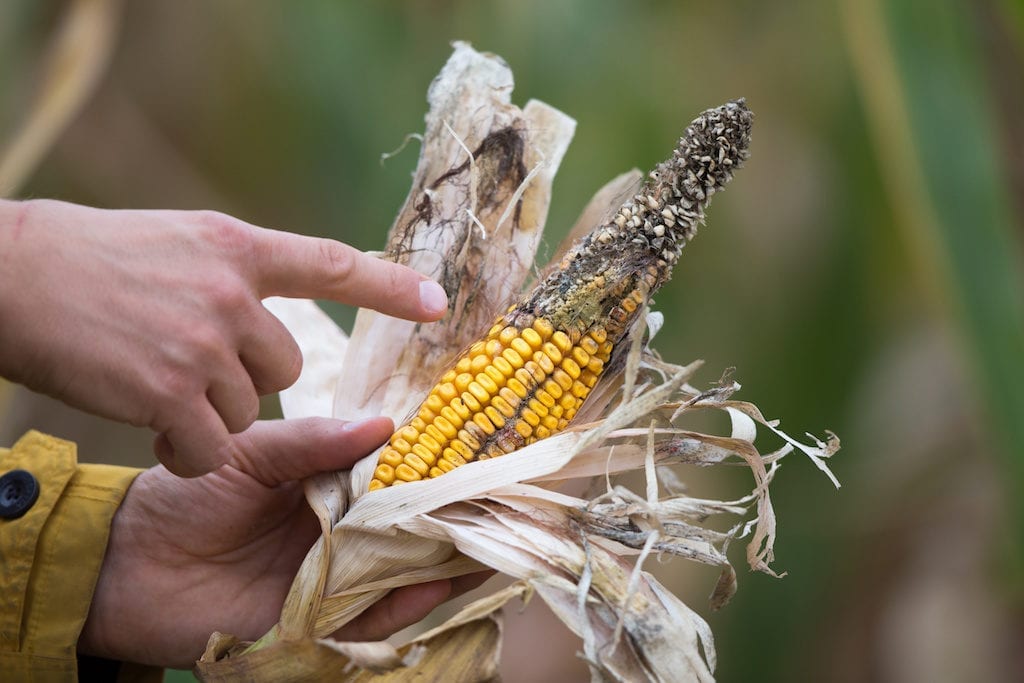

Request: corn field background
left=2, top=1, right=1023, bottom=681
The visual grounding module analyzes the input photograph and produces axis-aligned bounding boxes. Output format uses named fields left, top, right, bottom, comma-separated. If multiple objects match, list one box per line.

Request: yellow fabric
left=0, top=431, right=161, bottom=682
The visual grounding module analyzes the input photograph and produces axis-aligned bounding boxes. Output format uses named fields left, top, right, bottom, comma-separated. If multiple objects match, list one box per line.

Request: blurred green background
left=2, top=1, right=1022, bottom=681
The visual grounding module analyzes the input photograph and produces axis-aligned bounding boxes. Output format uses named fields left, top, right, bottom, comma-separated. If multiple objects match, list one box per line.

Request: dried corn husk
left=196, top=42, right=838, bottom=683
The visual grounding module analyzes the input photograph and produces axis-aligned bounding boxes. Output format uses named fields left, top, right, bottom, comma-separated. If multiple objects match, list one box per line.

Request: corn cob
left=369, top=100, right=753, bottom=490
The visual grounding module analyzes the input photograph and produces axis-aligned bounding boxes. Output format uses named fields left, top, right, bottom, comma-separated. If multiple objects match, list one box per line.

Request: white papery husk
left=197, top=42, right=839, bottom=683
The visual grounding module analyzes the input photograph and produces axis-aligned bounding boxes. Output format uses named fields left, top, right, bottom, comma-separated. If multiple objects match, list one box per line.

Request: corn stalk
left=196, top=42, right=838, bottom=682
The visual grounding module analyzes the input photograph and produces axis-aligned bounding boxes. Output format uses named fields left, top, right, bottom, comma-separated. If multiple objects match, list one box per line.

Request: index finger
left=253, top=230, right=448, bottom=322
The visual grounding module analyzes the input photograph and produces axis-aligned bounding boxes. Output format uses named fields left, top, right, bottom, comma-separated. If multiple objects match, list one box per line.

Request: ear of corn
left=370, top=100, right=753, bottom=490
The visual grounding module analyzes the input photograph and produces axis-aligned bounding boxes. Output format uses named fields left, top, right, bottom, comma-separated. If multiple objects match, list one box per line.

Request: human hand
left=77, top=416, right=488, bottom=669
left=0, top=199, right=448, bottom=476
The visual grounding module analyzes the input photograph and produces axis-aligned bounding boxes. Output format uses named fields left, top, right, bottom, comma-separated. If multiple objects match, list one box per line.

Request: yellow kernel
left=572, top=347, right=590, bottom=367
left=542, top=342, right=563, bottom=364
left=533, top=351, right=555, bottom=374
left=448, top=441, right=473, bottom=461
left=399, top=425, right=421, bottom=443
left=599, top=341, right=614, bottom=358
left=589, top=327, right=608, bottom=344
left=374, top=464, right=395, bottom=483
left=571, top=380, right=589, bottom=399
left=521, top=328, right=543, bottom=350
left=410, top=417, right=427, bottom=432
left=552, top=331, right=572, bottom=353
left=533, top=318, right=555, bottom=340
left=455, top=357, right=472, bottom=374
left=549, top=404, right=564, bottom=419
left=510, top=337, right=533, bottom=359
left=580, top=370, right=599, bottom=388
left=502, top=347, right=525, bottom=369
left=434, top=416, right=458, bottom=439
left=440, top=368, right=457, bottom=383
left=523, top=361, right=546, bottom=383
left=470, top=354, right=490, bottom=374
left=564, top=407, right=577, bottom=421
left=484, top=405, right=505, bottom=429
left=514, top=420, right=533, bottom=439
left=476, top=373, right=499, bottom=395
left=439, top=406, right=464, bottom=430
left=468, top=381, right=490, bottom=404
left=390, top=437, right=413, bottom=454
left=542, top=379, right=564, bottom=399
left=469, top=340, right=486, bottom=356
left=557, top=418, right=570, bottom=430
left=560, top=358, right=582, bottom=380
left=498, top=386, right=522, bottom=408
left=418, top=433, right=442, bottom=456
left=507, top=377, right=529, bottom=398
left=527, top=398, right=549, bottom=416
left=492, top=396, right=516, bottom=418
left=541, top=414, right=559, bottom=430
left=411, top=444, right=436, bottom=467
left=380, top=448, right=404, bottom=467
left=559, top=393, right=577, bottom=410
left=535, top=389, right=556, bottom=408
left=425, top=424, right=445, bottom=445
left=552, top=369, right=574, bottom=390
left=579, top=337, right=599, bottom=355
left=450, top=397, right=471, bottom=420
left=521, top=408, right=540, bottom=427
left=484, top=365, right=505, bottom=387
left=499, top=326, right=518, bottom=345
left=425, top=393, right=446, bottom=413
left=473, top=412, right=496, bottom=435
left=395, top=463, right=422, bottom=481
left=454, top=372, right=474, bottom=392
left=485, top=338, right=504, bottom=357
left=622, top=296, right=638, bottom=313
left=535, top=425, right=551, bottom=439
left=488, top=322, right=504, bottom=337
left=461, top=391, right=482, bottom=412
left=437, top=382, right=458, bottom=402
left=460, top=430, right=483, bottom=450
left=428, top=467, right=444, bottom=478
left=493, top=356, right=515, bottom=377
left=417, top=406, right=436, bottom=424
left=368, top=479, right=385, bottom=491
left=436, top=458, right=457, bottom=473
left=442, top=447, right=463, bottom=467
left=586, top=357, right=605, bottom=375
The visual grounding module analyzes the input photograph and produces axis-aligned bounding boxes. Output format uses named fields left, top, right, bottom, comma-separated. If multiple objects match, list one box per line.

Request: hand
left=78, top=417, right=488, bottom=669
left=0, top=199, right=448, bottom=476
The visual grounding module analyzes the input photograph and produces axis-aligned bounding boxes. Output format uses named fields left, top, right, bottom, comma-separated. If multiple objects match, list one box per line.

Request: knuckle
left=205, top=273, right=251, bottom=314
left=196, top=210, right=254, bottom=257
left=319, top=239, right=356, bottom=286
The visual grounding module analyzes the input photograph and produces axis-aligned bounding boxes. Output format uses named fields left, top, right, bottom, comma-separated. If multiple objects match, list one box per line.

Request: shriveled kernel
left=461, top=391, right=482, bottom=413
left=395, top=463, right=422, bottom=482
left=586, top=357, right=604, bottom=374
left=496, top=435, right=520, bottom=453
left=472, top=412, right=496, bottom=435
left=454, top=372, right=474, bottom=392
left=564, top=407, right=577, bottom=421
left=418, top=433, right=442, bottom=456
left=621, top=296, right=638, bottom=313
left=374, top=464, right=395, bottom=483
left=484, top=406, right=505, bottom=429
left=493, top=356, right=515, bottom=377
left=551, top=331, right=572, bottom=353
left=411, top=444, right=436, bottom=466
left=492, top=396, right=516, bottom=418
left=514, top=421, right=533, bottom=439
left=475, top=373, right=499, bottom=395
left=599, top=341, right=614, bottom=357
left=468, top=381, right=490, bottom=404
left=510, top=337, right=533, bottom=359
left=521, top=408, right=541, bottom=427
left=572, top=347, right=590, bottom=367
left=380, top=449, right=403, bottom=467
left=499, top=326, right=518, bottom=345
left=549, top=404, right=564, bottom=419
left=535, top=389, right=556, bottom=407
left=521, top=328, right=543, bottom=350
left=502, top=347, right=525, bottom=369
left=533, top=318, right=555, bottom=340
left=391, top=437, right=413, bottom=455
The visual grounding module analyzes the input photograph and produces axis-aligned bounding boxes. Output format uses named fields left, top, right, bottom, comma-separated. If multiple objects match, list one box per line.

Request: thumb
left=229, top=417, right=394, bottom=486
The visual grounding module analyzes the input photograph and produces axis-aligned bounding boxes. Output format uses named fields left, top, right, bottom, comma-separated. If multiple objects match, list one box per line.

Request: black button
left=0, top=470, right=40, bottom=519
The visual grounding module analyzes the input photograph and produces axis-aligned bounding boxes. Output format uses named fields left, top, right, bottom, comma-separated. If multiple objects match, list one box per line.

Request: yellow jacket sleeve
left=0, top=431, right=162, bottom=682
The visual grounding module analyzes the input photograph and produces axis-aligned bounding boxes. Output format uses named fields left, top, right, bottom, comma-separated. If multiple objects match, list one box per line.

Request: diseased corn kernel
left=488, top=322, right=504, bottom=336
left=579, top=336, right=599, bottom=355
left=485, top=339, right=503, bottom=357
left=411, top=444, right=436, bottom=466
left=458, top=428, right=481, bottom=451
left=395, top=463, right=422, bottom=482
left=589, top=327, right=607, bottom=344
left=533, top=351, right=555, bottom=374
left=580, top=370, right=599, bottom=388
left=498, top=386, right=522, bottom=408
left=586, top=357, right=604, bottom=374
left=535, top=425, right=551, bottom=439
left=571, top=380, right=589, bottom=398
left=523, top=361, right=546, bottom=383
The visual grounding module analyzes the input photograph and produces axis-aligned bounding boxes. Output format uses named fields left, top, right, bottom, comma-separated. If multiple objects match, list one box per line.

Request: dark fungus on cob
left=369, top=100, right=753, bottom=490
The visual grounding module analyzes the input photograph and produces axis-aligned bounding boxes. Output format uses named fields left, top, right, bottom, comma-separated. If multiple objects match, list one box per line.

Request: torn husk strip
left=200, top=43, right=840, bottom=682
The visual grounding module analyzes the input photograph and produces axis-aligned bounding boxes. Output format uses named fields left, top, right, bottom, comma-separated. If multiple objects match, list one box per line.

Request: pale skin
left=0, top=198, right=482, bottom=666
left=0, top=198, right=449, bottom=476
left=79, top=416, right=488, bottom=669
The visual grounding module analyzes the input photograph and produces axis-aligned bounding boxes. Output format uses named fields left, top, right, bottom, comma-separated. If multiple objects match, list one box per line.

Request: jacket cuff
left=0, top=431, right=160, bottom=681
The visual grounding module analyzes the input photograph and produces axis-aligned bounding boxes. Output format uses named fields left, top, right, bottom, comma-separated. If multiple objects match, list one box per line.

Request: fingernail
left=419, top=280, right=448, bottom=316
